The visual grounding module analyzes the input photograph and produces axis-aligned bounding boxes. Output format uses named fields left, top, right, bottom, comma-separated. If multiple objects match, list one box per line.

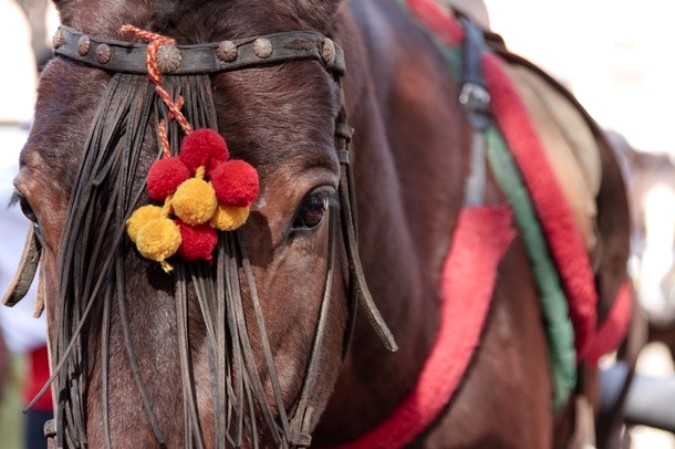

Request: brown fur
left=13, top=0, right=631, bottom=448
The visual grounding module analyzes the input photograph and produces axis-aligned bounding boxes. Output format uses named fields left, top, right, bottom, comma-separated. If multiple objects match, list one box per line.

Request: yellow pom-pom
left=172, top=178, right=218, bottom=225
left=135, top=218, right=181, bottom=263
left=210, top=205, right=250, bottom=231
left=126, top=205, right=163, bottom=243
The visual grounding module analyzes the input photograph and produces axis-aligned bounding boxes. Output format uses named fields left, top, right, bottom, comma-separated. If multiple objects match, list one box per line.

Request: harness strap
left=458, top=17, right=490, bottom=131
left=2, top=226, right=42, bottom=307
left=454, top=13, right=579, bottom=409
left=335, top=110, right=398, bottom=353
left=288, top=212, right=337, bottom=448
left=458, top=17, right=490, bottom=206
left=54, top=26, right=346, bottom=76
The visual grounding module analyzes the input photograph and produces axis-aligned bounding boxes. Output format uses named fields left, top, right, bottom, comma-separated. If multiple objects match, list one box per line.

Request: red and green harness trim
left=402, top=0, right=632, bottom=415
left=402, top=0, right=582, bottom=408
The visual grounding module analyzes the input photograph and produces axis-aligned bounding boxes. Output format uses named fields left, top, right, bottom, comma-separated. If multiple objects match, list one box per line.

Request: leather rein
left=5, top=25, right=396, bottom=448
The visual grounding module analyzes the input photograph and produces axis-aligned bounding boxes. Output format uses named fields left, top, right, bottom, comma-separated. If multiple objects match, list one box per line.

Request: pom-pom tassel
left=126, top=123, right=259, bottom=269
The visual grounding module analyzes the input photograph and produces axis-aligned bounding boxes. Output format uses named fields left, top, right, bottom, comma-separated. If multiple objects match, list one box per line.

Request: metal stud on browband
left=95, top=43, right=112, bottom=64
left=52, top=29, right=64, bottom=50
left=77, top=36, right=91, bottom=56
left=252, top=37, right=273, bottom=59
left=321, top=38, right=336, bottom=65
left=156, top=44, right=182, bottom=73
left=216, top=40, right=238, bottom=62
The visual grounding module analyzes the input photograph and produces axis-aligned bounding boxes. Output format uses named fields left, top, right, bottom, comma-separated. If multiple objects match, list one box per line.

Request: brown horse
left=9, top=0, right=631, bottom=448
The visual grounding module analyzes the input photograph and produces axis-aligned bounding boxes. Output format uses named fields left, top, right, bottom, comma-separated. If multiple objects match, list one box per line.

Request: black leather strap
left=458, top=17, right=490, bottom=131
left=457, top=17, right=491, bottom=206
left=53, top=26, right=346, bottom=76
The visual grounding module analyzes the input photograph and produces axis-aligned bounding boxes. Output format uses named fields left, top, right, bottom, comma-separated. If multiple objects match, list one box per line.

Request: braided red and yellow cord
left=120, top=25, right=193, bottom=157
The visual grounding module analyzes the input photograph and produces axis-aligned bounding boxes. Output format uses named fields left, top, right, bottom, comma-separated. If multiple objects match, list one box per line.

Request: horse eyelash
left=9, top=190, right=40, bottom=231
left=8, top=190, right=21, bottom=209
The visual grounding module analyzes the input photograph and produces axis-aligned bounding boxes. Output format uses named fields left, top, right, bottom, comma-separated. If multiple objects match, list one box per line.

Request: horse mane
left=46, top=72, right=297, bottom=448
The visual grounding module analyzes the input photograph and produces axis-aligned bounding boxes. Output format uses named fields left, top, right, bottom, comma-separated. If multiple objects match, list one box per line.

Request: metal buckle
left=459, top=82, right=491, bottom=131
left=459, top=82, right=491, bottom=114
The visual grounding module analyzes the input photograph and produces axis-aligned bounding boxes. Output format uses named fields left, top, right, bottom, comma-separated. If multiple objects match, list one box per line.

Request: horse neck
left=314, top=1, right=470, bottom=442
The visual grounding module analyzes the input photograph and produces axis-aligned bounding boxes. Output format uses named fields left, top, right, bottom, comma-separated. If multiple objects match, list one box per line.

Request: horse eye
left=293, top=191, right=329, bottom=231
left=18, top=195, right=38, bottom=224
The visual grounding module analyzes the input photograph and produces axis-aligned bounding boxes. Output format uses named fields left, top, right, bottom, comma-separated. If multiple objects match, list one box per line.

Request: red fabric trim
left=326, top=206, right=515, bottom=449
left=482, top=52, right=598, bottom=360
left=587, top=282, right=633, bottom=364
left=406, top=0, right=464, bottom=46
left=23, top=345, right=53, bottom=412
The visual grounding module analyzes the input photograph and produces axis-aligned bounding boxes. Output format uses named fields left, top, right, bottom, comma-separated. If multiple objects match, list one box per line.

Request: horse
left=6, top=0, right=632, bottom=448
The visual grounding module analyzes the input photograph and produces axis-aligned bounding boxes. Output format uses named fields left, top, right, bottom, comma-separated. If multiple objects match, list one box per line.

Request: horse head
left=14, top=1, right=391, bottom=447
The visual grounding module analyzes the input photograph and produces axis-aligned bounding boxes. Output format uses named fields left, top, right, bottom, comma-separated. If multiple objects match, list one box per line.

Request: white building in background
left=0, top=1, right=37, bottom=124
left=485, top=0, right=675, bottom=155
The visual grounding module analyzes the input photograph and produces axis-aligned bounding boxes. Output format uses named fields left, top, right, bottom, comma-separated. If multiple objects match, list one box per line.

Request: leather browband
left=53, top=25, right=346, bottom=76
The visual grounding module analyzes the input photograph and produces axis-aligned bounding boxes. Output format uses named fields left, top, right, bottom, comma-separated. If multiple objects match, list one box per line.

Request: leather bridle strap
left=288, top=210, right=337, bottom=447
left=2, top=225, right=42, bottom=307
left=53, top=26, right=346, bottom=76
left=335, top=111, right=398, bottom=353
left=458, top=17, right=490, bottom=206
left=288, top=110, right=398, bottom=447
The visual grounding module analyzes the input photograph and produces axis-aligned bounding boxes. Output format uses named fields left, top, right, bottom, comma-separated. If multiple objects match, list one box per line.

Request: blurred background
left=0, top=0, right=674, bottom=448
left=0, top=2, right=56, bottom=449
left=480, top=1, right=675, bottom=447
left=486, top=0, right=675, bottom=157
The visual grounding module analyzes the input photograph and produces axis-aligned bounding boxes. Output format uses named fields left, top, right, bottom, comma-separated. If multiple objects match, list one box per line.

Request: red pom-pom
left=176, top=221, right=218, bottom=262
left=179, top=129, right=229, bottom=173
left=206, top=156, right=223, bottom=175
left=146, top=157, right=191, bottom=201
left=211, top=160, right=260, bottom=207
